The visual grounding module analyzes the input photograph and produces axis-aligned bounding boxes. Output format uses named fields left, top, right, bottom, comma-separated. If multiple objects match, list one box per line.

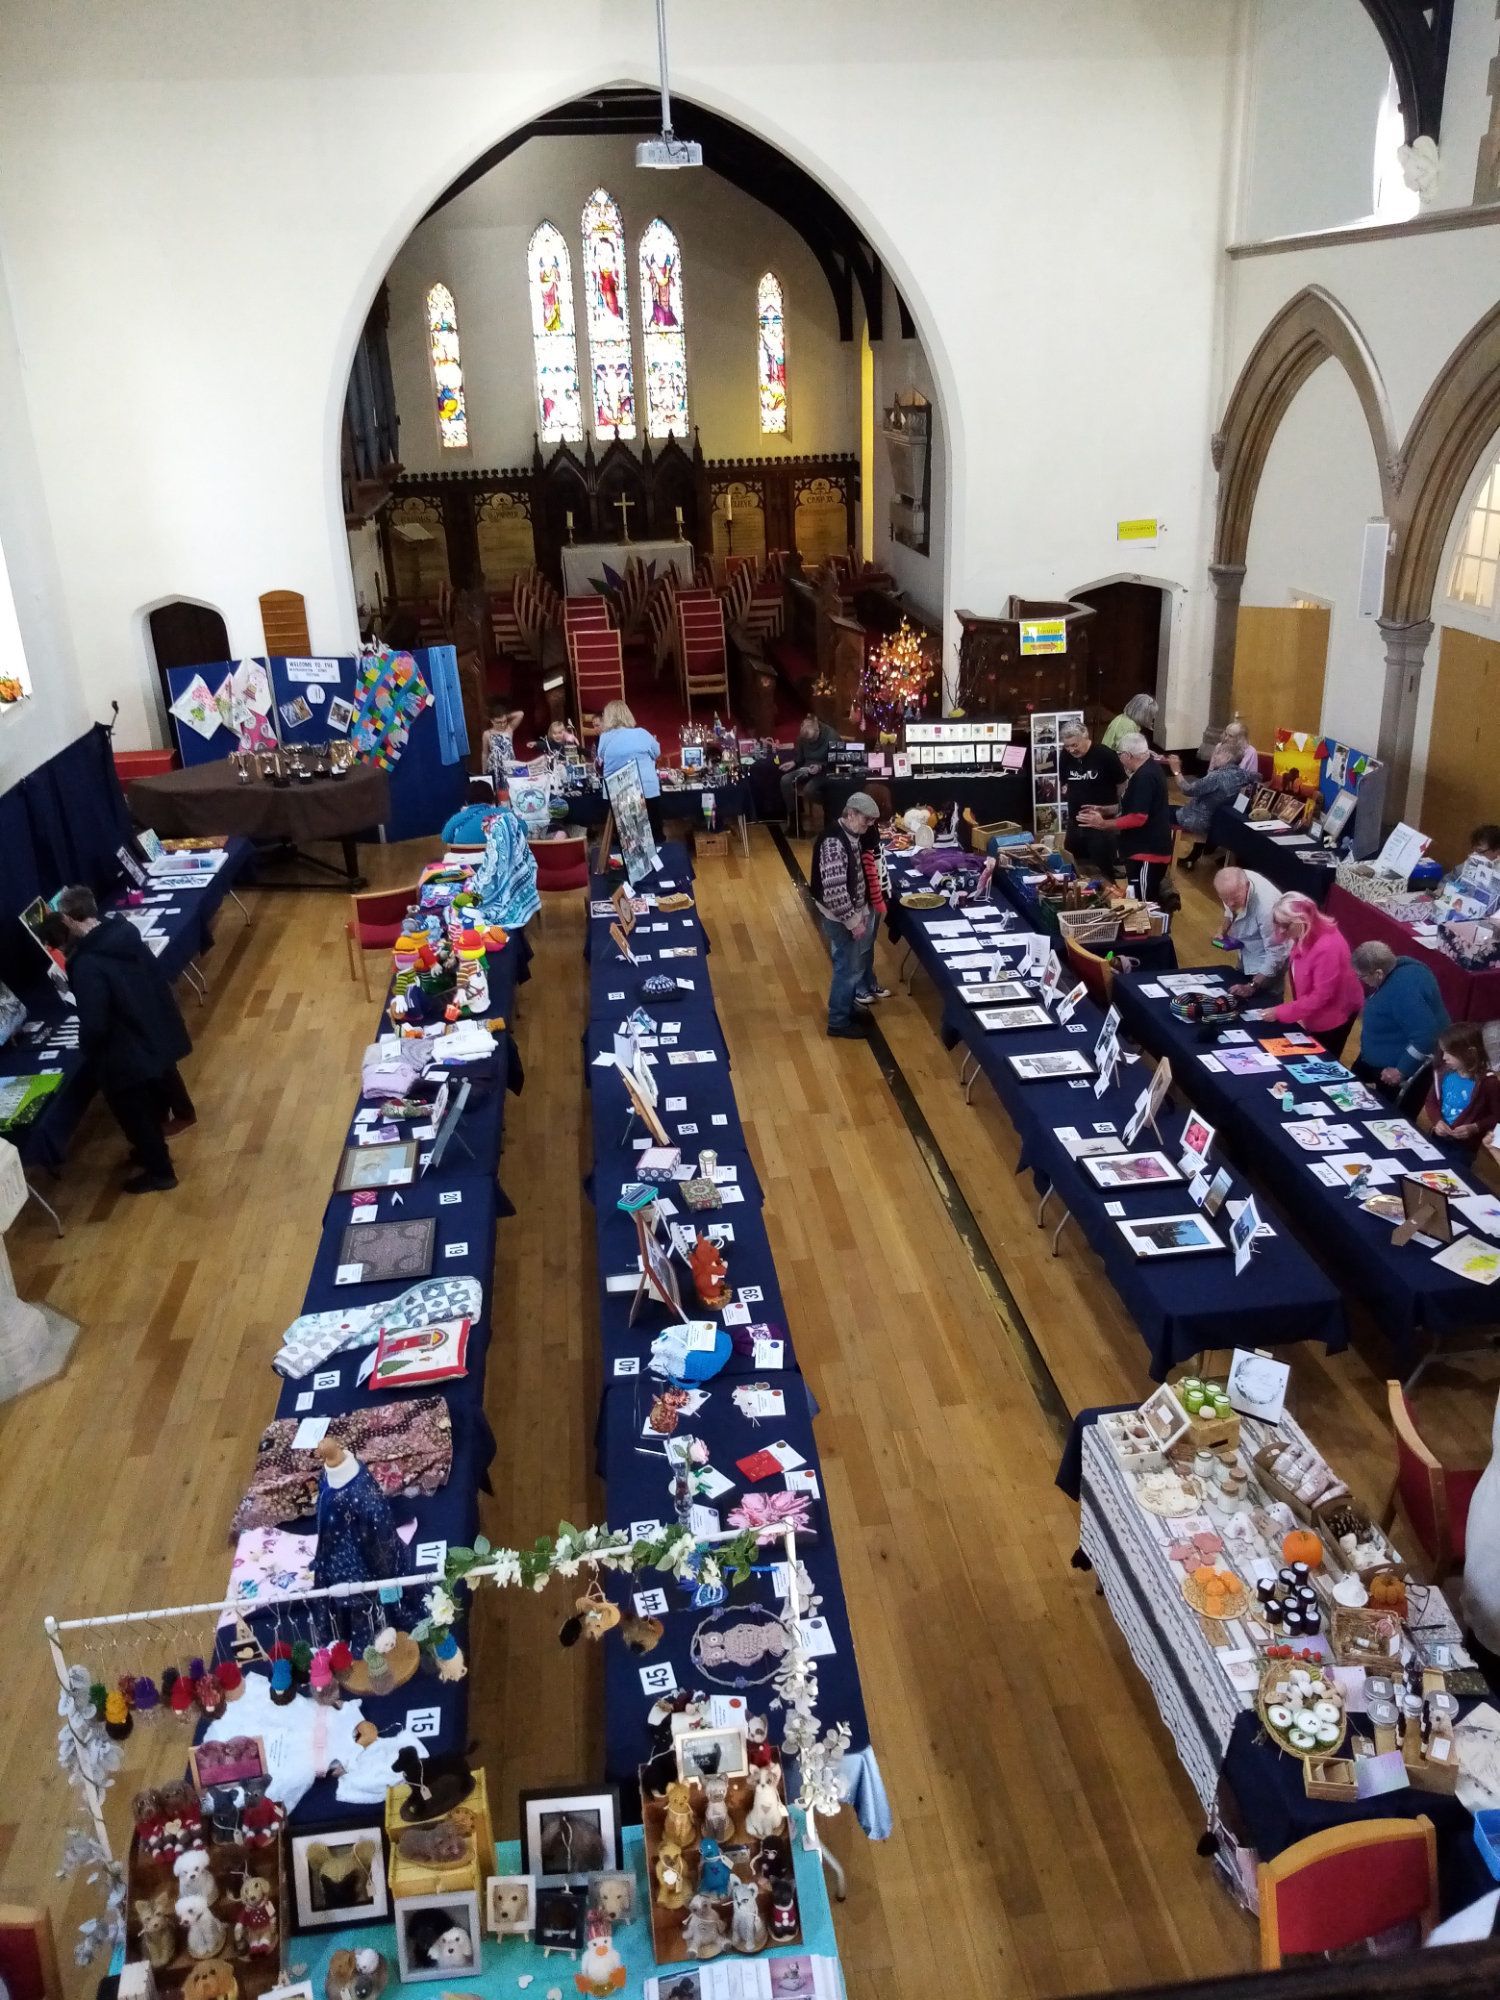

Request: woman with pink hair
left=1245, top=892, right=1365, bottom=1058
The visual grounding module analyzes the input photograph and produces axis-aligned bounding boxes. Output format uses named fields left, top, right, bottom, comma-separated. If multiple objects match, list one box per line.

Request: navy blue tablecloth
left=569, top=781, right=755, bottom=831
left=991, top=861, right=1181, bottom=972
left=1112, top=969, right=1500, bottom=1364
left=595, top=1376, right=869, bottom=1807
left=1209, top=806, right=1337, bottom=904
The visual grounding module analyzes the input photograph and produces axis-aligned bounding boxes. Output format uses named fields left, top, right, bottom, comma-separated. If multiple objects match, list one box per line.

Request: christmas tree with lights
left=860, top=617, right=933, bottom=732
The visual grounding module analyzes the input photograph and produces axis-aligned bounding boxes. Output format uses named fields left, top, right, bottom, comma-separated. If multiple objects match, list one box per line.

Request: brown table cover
left=127, top=760, right=390, bottom=841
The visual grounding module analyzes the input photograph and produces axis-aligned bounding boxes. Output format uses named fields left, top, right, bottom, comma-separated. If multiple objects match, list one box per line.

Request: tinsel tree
left=860, top=617, right=933, bottom=731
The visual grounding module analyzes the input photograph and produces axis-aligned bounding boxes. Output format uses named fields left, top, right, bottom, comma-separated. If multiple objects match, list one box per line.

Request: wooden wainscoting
left=1422, top=623, right=1500, bottom=863
left=1231, top=603, right=1330, bottom=748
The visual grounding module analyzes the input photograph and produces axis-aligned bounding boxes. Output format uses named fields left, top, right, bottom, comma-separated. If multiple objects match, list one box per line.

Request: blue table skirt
left=1059, top=1408, right=1493, bottom=1915
left=566, top=777, right=756, bottom=830
left=1209, top=805, right=1338, bottom=903
left=1112, top=970, right=1500, bottom=1363
left=595, top=1377, right=870, bottom=1804
left=990, top=861, right=1181, bottom=972
left=6, top=838, right=257, bottom=1174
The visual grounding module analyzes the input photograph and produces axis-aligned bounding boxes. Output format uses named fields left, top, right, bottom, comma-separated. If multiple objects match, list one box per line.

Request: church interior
left=7, top=4, right=1500, bottom=1997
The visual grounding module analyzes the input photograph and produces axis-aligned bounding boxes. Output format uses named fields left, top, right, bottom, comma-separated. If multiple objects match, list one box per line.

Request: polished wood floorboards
left=7, top=836, right=1495, bottom=1996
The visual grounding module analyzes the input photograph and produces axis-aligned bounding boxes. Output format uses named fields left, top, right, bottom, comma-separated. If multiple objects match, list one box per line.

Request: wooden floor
left=7, top=835, right=1496, bottom=1998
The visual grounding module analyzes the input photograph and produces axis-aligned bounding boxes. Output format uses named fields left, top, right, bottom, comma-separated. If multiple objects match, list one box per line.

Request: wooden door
left=1231, top=604, right=1329, bottom=750
left=1075, top=581, right=1163, bottom=729
left=1423, top=626, right=1500, bottom=865
left=147, top=601, right=230, bottom=720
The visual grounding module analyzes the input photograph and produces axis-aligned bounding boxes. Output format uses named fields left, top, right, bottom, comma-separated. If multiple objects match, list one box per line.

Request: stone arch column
left=1207, top=286, right=1397, bottom=726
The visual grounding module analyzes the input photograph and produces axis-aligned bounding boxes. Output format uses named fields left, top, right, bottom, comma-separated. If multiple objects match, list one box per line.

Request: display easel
left=629, top=1207, right=690, bottom=1325
left=593, top=809, right=616, bottom=878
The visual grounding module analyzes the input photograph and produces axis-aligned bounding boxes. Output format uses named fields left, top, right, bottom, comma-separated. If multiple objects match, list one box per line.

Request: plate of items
left=1258, top=1657, right=1347, bottom=1759
left=1182, top=1563, right=1251, bottom=1621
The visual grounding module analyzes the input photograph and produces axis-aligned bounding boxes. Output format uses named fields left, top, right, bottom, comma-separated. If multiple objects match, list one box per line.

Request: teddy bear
left=325, top=1946, right=388, bottom=2000
left=183, top=1960, right=239, bottom=2000
left=662, top=1780, right=697, bottom=1851
left=232, top=1874, right=278, bottom=1959
left=173, top=1848, right=216, bottom=1906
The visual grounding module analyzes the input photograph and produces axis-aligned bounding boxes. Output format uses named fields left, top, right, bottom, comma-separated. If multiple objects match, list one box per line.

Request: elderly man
left=1058, top=720, right=1125, bottom=874
left=1213, top=866, right=1288, bottom=1002
left=812, top=790, right=883, bottom=1039
left=1076, top=731, right=1172, bottom=901
left=1350, top=939, right=1449, bottom=1109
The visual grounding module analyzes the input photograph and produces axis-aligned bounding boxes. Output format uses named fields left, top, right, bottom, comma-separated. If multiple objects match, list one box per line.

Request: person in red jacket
left=1424, top=1023, right=1500, bottom=1149
left=1243, top=892, right=1364, bottom=1060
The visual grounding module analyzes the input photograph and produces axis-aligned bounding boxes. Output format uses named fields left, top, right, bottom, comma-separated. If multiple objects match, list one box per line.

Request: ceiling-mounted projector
left=636, top=134, right=702, bottom=169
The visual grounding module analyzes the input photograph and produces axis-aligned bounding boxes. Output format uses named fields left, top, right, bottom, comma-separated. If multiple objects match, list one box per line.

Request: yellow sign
left=1019, top=618, right=1067, bottom=655
left=1116, top=518, right=1159, bottom=542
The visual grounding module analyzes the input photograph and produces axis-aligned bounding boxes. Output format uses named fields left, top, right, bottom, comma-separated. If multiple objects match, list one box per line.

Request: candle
left=725, top=491, right=734, bottom=522
left=675, top=505, right=684, bottom=527
left=566, top=511, right=574, bottom=529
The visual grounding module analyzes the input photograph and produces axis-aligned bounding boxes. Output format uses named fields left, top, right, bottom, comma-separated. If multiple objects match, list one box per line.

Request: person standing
left=1213, top=866, right=1288, bottom=1003
left=597, top=699, right=664, bottom=835
left=1057, top=720, right=1124, bottom=874
left=51, top=885, right=194, bottom=1193
left=1075, top=732, right=1172, bottom=901
left=1349, top=940, right=1448, bottom=1110
left=1101, top=693, right=1159, bottom=753
left=1244, top=892, right=1364, bottom=1059
left=812, top=793, right=880, bottom=1039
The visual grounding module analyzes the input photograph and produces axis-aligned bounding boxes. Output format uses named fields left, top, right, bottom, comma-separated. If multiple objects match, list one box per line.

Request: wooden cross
left=614, top=493, right=635, bottom=542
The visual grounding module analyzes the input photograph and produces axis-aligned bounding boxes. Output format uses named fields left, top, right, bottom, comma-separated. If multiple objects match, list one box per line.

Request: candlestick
left=566, top=510, right=575, bottom=545
left=725, top=491, right=734, bottom=523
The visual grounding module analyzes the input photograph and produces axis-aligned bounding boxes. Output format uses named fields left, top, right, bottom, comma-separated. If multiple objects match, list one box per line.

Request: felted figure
left=175, top=1892, right=228, bottom=1961
left=183, top=1960, right=239, bottom=2000
left=173, top=1849, right=216, bottom=1906
left=700, top=1774, right=733, bottom=1844
left=767, top=1878, right=798, bottom=1944
left=325, top=1945, right=389, bottom=2000
left=573, top=1910, right=627, bottom=1996
left=135, top=1891, right=176, bottom=1970
left=696, top=1838, right=731, bottom=1898
left=728, top=1876, right=767, bottom=1954
left=680, top=1894, right=728, bottom=1961
left=662, top=1780, right=698, bottom=1851
left=743, top=1771, right=786, bottom=1841
left=242, top=1795, right=282, bottom=1850
left=232, top=1874, right=278, bottom=1959
left=654, top=1839, right=690, bottom=1910
left=688, top=1235, right=731, bottom=1309
left=406, top=1910, right=475, bottom=1970
left=311, top=1439, right=402, bottom=1594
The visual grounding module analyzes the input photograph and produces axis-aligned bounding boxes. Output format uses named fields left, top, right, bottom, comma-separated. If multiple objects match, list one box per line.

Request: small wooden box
left=1303, top=1756, right=1357, bottom=1802
left=1180, top=1405, right=1241, bottom=1457
left=385, top=1768, right=494, bottom=1901
left=694, top=829, right=730, bottom=859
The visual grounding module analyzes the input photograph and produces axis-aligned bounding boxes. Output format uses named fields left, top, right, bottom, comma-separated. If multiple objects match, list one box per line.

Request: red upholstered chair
left=530, top=833, right=589, bottom=893
left=0, top=1906, right=63, bottom=2000
left=1382, top=1381, right=1483, bottom=1579
left=344, top=883, right=419, bottom=1000
left=1257, top=1818, right=1438, bottom=1968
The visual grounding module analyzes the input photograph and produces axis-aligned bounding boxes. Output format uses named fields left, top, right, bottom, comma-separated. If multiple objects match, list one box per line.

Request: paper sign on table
left=292, top=1416, right=330, bottom=1450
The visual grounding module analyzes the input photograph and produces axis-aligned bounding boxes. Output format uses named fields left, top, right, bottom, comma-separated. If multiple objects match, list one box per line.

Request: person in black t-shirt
left=1058, top=720, right=1125, bottom=875
left=1075, top=731, right=1173, bottom=901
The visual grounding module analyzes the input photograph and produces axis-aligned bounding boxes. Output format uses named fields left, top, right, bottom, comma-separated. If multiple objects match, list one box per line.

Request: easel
left=618, top=1056, right=670, bottom=1147
left=593, top=807, right=616, bottom=878
left=628, top=1206, right=690, bottom=1325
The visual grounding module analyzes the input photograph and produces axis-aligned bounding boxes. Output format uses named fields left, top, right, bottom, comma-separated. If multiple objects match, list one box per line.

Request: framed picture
left=1180, top=1111, right=1215, bottom=1170
left=1082, top=1150, right=1183, bottom=1191
left=673, top=1726, right=749, bottom=1782
left=335, top=1140, right=418, bottom=1192
left=485, top=1876, right=535, bottom=1940
left=289, top=1825, right=389, bottom=1931
left=956, top=981, right=1033, bottom=1006
left=1008, top=1050, right=1092, bottom=1082
left=974, top=1005, right=1053, bottom=1032
left=588, top=1873, right=636, bottom=1924
left=1395, top=1176, right=1453, bottom=1247
left=335, top=1215, right=436, bottom=1285
left=519, top=1786, right=622, bottom=1878
left=189, top=1735, right=266, bottom=1790
left=1201, top=1165, right=1233, bottom=1218
left=1321, top=787, right=1357, bottom=845
left=533, top=1880, right=589, bottom=1954
left=395, top=1892, right=483, bottom=1984
left=1115, top=1212, right=1226, bottom=1259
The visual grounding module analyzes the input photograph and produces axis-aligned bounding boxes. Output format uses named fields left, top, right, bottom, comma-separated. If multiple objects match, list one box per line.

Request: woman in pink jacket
left=1247, top=892, right=1365, bottom=1059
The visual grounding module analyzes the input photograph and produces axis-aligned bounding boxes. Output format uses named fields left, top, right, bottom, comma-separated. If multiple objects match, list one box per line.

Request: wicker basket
left=1058, top=908, right=1122, bottom=946
left=1335, top=860, right=1426, bottom=914
left=1257, top=1663, right=1347, bottom=1762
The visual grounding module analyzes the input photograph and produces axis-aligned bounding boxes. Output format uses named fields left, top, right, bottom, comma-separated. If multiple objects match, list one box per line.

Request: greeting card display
left=1027, top=709, right=1084, bottom=847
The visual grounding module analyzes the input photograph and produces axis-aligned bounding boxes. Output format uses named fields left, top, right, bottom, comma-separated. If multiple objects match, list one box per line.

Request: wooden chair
left=568, top=626, right=626, bottom=742
left=1256, top=1817, right=1438, bottom=1968
left=1382, top=1380, right=1483, bottom=1578
left=344, top=883, right=419, bottom=1001
left=1064, top=936, right=1115, bottom=1008
left=0, top=1905, right=63, bottom=2000
left=677, top=593, right=729, bottom=712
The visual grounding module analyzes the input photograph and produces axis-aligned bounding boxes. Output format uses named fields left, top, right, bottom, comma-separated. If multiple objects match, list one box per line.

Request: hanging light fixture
left=636, top=0, right=703, bottom=168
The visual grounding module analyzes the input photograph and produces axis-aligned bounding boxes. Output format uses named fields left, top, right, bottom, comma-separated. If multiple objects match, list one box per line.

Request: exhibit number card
left=1226, top=1347, right=1290, bottom=1422
left=1054, top=980, right=1087, bottom=1027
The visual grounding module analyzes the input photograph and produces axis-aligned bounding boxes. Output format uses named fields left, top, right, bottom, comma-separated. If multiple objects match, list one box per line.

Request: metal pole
left=654, top=0, right=674, bottom=137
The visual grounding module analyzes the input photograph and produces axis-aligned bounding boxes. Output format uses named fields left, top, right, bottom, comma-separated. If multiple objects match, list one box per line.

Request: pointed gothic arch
left=1387, top=299, right=1500, bottom=624
left=1212, top=285, right=1396, bottom=572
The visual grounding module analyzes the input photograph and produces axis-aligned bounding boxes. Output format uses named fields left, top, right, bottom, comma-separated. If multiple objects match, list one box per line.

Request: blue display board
left=267, top=654, right=361, bottom=746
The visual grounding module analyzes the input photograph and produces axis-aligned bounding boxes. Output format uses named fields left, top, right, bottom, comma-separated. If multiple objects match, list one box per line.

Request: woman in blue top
left=597, top=701, right=661, bottom=797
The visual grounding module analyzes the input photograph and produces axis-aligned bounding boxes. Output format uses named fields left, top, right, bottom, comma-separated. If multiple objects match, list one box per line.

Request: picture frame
left=1082, top=1150, right=1183, bottom=1191
left=1320, top=787, right=1357, bottom=846
left=485, top=1875, right=536, bottom=1940
left=1008, top=1050, right=1093, bottom=1082
left=974, top=1005, right=1053, bottom=1032
left=673, top=1726, right=749, bottom=1782
left=618, top=1060, right=670, bottom=1148
left=1201, top=1165, right=1233, bottom=1218
left=631, top=1208, right=690, bottom=1325
left=588, top=1873, right=636, bottom=1924
left=395, top=1891, right=483, bottom=1984
left=1394, top=1176, right=1453, bottom=1248
left=533, top=1879, right=589, bottom=1955
left=288, top=1824, right=389, bottom=1931
left=1115, top=1212, right=1226, bottom=1260
left=1179, top=1111, right=1215, bottom=1171
left=335, top=1140, right=418, bottom=1192
left=956, top=980, right=1034, bottom=1006
left=189, top=1735, right=267, bottom=1790
left=335, top=1215, right=436, bottom=1285
left=519, top=1786, right=622, bottom=1879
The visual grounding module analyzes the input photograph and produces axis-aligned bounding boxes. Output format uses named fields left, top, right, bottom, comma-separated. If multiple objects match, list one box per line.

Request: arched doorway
left=1069, top=575, right=1178, bottom=734
left=143, top=598, right=230, bottom=738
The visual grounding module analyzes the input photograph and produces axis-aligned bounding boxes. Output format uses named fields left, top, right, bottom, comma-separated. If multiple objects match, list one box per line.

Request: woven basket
left=1058, top=908, right=1121, bottom=946
left=1257, top=1663, right=1347, bottom=1762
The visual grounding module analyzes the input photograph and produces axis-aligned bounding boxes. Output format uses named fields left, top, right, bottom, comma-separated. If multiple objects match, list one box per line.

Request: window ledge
left=1228, top=201, right=1500, bottom=260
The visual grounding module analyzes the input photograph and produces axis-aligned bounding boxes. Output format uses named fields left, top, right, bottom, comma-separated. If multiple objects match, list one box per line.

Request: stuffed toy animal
left=653, top=1839, right=691, bottom=1910
left=232, top=1874, right=278, bottom=1959
left=134, top=1891, right=176, bottom=1970
left=183, top=1960, right=239, bottom=2000
left=728, top=1876, right=768, bottom=1954
left=175, top=1892, right=228, bottom=1961
left=689, top=1235, right=731, bottom=1309
left=662, top=1780, right=698, bottom=1851
left=173, top=1849, right=216, bottom=1905
left=325, top=1946, right=388, bottom=2000
left=744, top=1770, right=787, bottom=1841
left=680, top=1895, right=728, bottom=1961
left=574, top=1910, right=627, bottom=1995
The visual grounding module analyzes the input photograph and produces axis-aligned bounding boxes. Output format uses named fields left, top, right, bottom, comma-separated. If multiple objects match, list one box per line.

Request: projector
left=636, top=135, right=703, bottom=169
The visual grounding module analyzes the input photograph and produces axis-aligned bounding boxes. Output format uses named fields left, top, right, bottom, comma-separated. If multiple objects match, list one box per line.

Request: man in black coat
left=51, top=885, right=195, bottom=1193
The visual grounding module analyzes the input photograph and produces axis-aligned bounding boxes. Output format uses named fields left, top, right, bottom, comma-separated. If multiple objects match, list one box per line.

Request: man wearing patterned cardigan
left=812, top=792, right=880, bottom=1039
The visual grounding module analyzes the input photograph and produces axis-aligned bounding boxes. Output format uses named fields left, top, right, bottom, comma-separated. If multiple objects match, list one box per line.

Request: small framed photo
left=1180, top=1111, right=1215, bottom=1169
left=533, top=1879, right=589, bottom=1954
left=264, top=1986, right=315, bottom=2000
left=974, top=1004, right=1053, bottom=1032
left=1008, top=1050, right=1093, bottom=1082
left=395, top=1892, right=483, bottom=1984
left=1082, top=1150, right=1183, bottom=1191
left=674, top=1727, right=748, bottom=1783
left=189, top=1735, right=266, bottom=1791
left=1116, top=1212, right=1226, bottom=1260
left=485, top=1876, right=535, bottom=1940
left=589, top=1872, right=636, bottom=1924
left=519, top=1786, right=622, bottom=1878
left=289, top=1825, right=388, bottom=1931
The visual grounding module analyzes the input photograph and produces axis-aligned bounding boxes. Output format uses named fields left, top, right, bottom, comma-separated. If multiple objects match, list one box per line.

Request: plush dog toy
left=183, top=1960, right=239, bottom=2000
left=325, top=1946, right=388, bottom=2000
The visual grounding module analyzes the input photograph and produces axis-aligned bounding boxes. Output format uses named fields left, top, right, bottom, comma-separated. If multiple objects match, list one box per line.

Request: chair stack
left=514, top=569, right=561, bottom=668
left=719, top=558, right=758, bottom=630
left=565, top=595, right=625, bottom=739
left=743, top=548, right=789, bottom=643
left=676, top=588, right=729, bottom=712
left=644, top=578, right=675, bottom=679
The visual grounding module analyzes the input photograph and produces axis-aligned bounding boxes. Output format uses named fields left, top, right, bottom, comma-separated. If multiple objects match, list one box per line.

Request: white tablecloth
left=561, top=538, right=694, bottom=596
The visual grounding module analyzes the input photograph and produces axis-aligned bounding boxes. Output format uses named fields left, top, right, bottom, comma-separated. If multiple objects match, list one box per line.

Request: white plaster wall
left=1239, top=359, right=1387, bottom=746
left=0, top=0, right=1238, bottom=750
left=1432, top=0, right=1500, bottom=209
left=869, top=277, right=944, bottom=630
left=1238, top=0, right=1391, bottom=240
left=388, top=137, right=853, bottom=472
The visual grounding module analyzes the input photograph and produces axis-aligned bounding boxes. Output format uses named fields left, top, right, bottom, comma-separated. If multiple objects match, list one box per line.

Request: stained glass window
left=527, top=222, right=584, bottom=444
left=581, top=187, right=636, bottom=439
left=757, top=272, right=787, bottom=435
left=638, top=217, right=688, bottom=439
left=425, top=282, right=468, bottom=449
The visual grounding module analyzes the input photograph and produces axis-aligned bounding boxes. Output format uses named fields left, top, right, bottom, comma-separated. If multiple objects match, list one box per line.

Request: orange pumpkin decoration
left=1282, top=1529, right=1323, bottom=1570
